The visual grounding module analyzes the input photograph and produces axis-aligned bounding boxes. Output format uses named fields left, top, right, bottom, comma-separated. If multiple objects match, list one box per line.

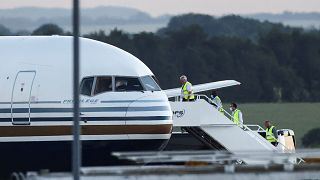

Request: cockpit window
left=115, top=77, right=143, bottom=91
left=80, top=77, right=94, bottom=96
left=94, top=76, right=112, bottom=95
left=140, top=75, right=161, bottom=91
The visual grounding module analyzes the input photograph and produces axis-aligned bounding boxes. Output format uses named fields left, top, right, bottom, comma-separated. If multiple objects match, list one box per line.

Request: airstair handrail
left=195, top=94, right=304, bottom=163
left=245, top=125, right=265, bottom=132
left=242, top=125, right=305, bottom=164
left=241, top=124, right=278, bottom=147
left=194, top=94, right=234, bottom=121
left=194, top=95, right=278, bottom=147
left=171, top=94, right=304, bottom=164
left=242, top=125, right=294, bottom=154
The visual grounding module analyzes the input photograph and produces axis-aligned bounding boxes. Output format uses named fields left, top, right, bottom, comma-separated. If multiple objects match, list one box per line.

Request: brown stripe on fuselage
left=0, top=124, right=172, bottom=137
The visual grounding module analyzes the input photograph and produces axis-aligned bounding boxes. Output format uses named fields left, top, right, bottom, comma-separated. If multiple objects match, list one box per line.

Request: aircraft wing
left=164, top=80, right=241, bottom=98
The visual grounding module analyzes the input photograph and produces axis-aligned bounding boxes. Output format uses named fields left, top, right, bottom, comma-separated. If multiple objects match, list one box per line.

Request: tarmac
left=25, top=164, right=320, bottom=180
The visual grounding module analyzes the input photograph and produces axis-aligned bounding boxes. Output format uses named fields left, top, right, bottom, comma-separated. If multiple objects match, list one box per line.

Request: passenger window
left=115, top=77, right=143, bottom=91
left=140, top=76, right=161, bottom=91
left=80, top=77, right=94, bottom=96
left=94, top=76, right=112, bottom=95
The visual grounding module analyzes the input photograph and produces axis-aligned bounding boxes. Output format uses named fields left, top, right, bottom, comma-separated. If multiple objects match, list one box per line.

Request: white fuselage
left=0, top=36, right=172, bottom=143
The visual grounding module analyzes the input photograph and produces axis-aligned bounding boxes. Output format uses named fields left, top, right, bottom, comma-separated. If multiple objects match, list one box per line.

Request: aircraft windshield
left=115, top=77, right=144, bottom=91
left=80, top=77, right=94, bottom=96
left=94, top=76, right=112, bottom=95
left=140, top=75, right=161, bottom=91
left=81, top=75, right=160, bottom=95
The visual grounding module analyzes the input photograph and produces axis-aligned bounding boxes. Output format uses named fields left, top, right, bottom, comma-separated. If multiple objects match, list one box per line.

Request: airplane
left=0, top=36, right=239, bottom=172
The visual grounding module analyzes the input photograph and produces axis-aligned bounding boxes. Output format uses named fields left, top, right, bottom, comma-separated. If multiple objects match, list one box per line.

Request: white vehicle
left=0, top=36, right=239, bottom=172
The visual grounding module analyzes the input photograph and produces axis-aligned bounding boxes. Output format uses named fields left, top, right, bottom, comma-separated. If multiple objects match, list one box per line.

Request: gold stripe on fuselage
left=0, top=124, right=172, bottom=137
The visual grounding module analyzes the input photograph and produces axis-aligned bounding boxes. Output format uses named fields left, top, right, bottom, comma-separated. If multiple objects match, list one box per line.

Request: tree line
left=1, top=14, right=320, bottom=102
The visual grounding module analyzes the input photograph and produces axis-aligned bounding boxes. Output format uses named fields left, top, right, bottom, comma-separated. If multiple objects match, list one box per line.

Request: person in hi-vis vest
left=230, top=102, right=243, bottom=127
left=180, top=75, right=195, bottom=101
left=211, top=90, right=224, bottom=113
left=264, top=120, right=278, bottom=146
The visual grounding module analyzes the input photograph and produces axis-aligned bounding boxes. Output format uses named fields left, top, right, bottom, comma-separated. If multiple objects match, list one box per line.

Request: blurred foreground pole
left=72, top=0, right=81, bottom=179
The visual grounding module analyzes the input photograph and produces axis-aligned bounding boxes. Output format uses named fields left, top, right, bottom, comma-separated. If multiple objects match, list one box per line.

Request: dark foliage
left=32, top=23, right=64, bottom=35
left=302, top=128, right=320, bottom=147
left=4, top=13, right=320, bottom=102
left=0, top=24, right=11, bottom=35
left=86, top=26, right=320, bottom=102
left=157, top=14, right=298, bottom=40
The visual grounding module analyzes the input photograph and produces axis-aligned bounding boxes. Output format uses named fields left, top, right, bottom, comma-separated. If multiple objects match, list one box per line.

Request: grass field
left=238, top=103, right=320, bottom=148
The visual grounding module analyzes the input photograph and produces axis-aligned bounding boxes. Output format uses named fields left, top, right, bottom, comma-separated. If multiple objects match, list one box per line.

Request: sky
left=0, top=0, right=319, bottom=16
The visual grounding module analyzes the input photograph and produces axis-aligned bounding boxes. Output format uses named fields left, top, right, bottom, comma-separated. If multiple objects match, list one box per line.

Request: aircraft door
left=11, top=71, right=36, bottom=125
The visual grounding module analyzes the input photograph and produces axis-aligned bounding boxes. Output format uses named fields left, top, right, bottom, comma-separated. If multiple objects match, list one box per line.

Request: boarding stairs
left=170, top=95, right=298, bottom=165
left=181, top=126, right=226, bottom=151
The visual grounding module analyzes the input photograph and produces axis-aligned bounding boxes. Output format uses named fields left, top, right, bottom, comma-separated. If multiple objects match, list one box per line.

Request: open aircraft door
left=11, top=71, right=36, bottom=125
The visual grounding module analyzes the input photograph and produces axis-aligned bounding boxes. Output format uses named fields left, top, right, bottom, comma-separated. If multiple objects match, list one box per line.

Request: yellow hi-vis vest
left=182, top=82, right=195, bottom=100
left=233, top=109, right=241, bottom=125
left=266, top=126, right=277, bottom=142
left=213, top=96, right=224, bottom=113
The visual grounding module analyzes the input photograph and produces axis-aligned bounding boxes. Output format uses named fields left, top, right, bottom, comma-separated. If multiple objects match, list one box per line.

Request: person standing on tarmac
left=180, top=75, right=195, bottom=101
left=211, top=90, right=224, bottom=113
left=230, top=103, right=243, bottom=127
left=264, top=120, right=278, bottom=146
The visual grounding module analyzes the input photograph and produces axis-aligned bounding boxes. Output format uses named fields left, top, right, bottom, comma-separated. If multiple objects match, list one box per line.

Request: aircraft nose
left=126, top=96, right=172, bottom=121
left=125, top=93, right=173, bottom=140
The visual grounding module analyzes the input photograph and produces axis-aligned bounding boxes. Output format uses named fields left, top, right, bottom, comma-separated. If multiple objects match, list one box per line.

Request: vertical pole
left=72, top=0, right=81, bottom=179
